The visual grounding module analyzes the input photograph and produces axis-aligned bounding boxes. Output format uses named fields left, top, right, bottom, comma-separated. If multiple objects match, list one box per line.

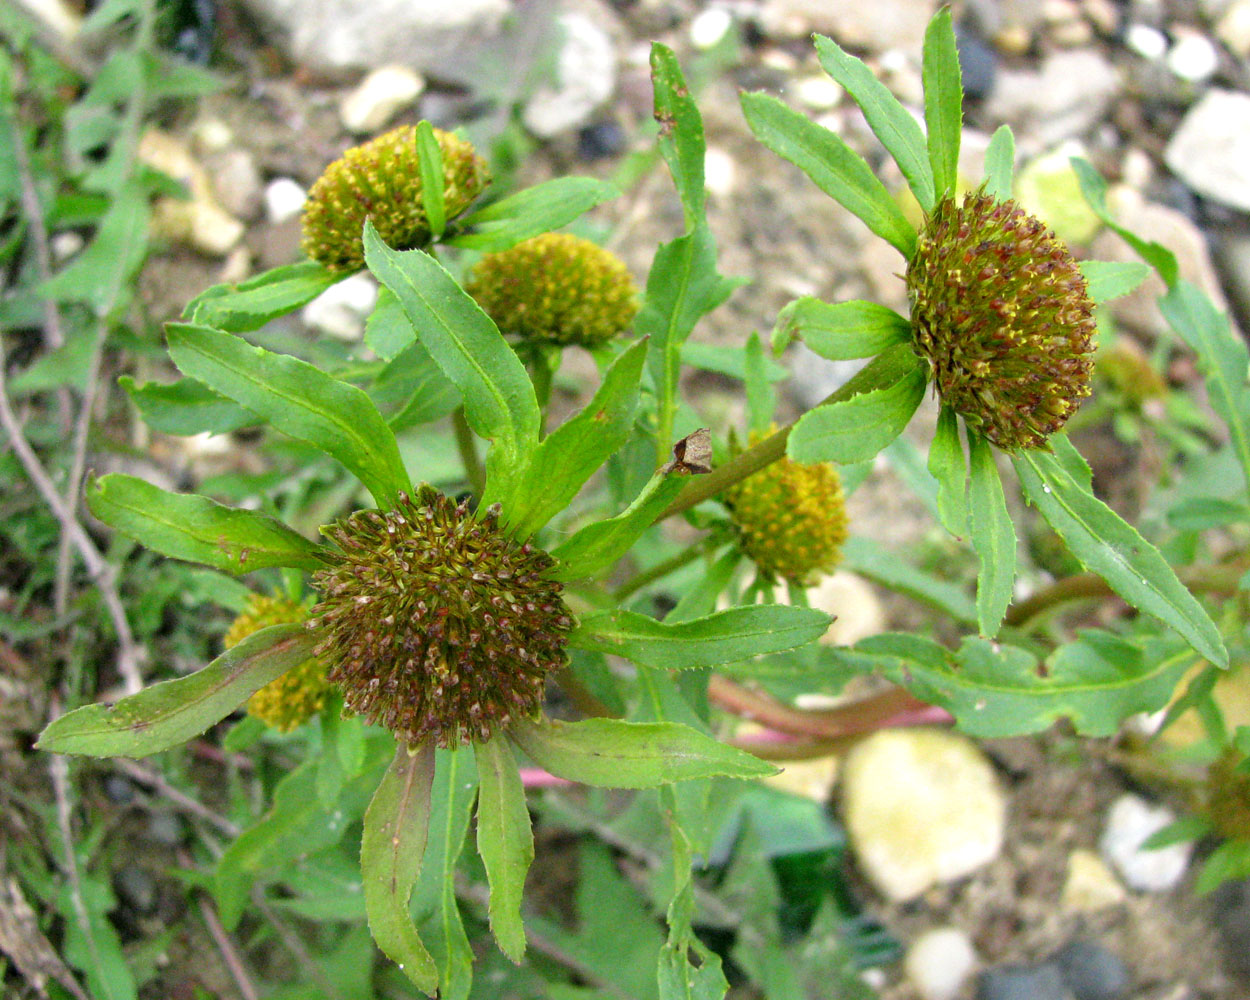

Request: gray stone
left=978, top=964, right=1073, bottom=1000
left=523, top=11, right=617, bottom=138
left=1165, top=90, right=1250, bottom=213
left=208, top=148, right=263, bottom=221
left=759, top=0, right=937, bottom=53
left=145, top=811, right=184, bottom=846
left=1213, top=230, right=1250, bottom=331
left=104, top=775, right=136, bottom=804
left=905, top=926, right=978, bottom=1000
left=1099, top=793, right=1191, bottom=892
left=985, top=50, right=1119, bottom=152
left=1212, top=879, right=1250, bottom=980
left=1053, top=940, right=1131, bottom=1000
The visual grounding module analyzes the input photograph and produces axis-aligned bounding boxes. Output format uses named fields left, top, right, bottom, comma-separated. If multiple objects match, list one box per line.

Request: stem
left=612, top=545, right=705, bottom=602
left=452, top=407, right=486, bottom=496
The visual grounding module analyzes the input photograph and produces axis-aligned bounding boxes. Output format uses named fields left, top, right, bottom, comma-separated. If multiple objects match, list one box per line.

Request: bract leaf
left=928, top=405, right=968, bottom=537
left=185, top=260, right=341, bottom=333
left=966, top=431, right=1015, bottom=637
left=772, top=297, right=911, bottom=360
left=451, top=177, right=619, bottom=252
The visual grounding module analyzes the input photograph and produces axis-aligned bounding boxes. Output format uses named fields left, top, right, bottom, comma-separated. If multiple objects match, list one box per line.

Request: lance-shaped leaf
left=922, top=7, right=962, bottom=200
left=1013, top=437, right=1227, bottom=668
left=772, top=297, right=911, bottom=359
left=833, top=630, right=1197, bottom=738
left=814, top=33, right=934, bottom=213
left=415, top=120, right=446, bottom=238
left=167, top=323, right=411, bottom=509
left=928, top=406, right=968, bottom=537
left=451, top=177, right=619, bottom=253
left=361, top=743, right=439, bottom=994
left=744, top=332, right=774, bottom=434
left=1079, top=260, right=1151, bottom=304
left=569, top=605, right=832, bottom=670
left=37, top=625, right=317, bottom=757
left=983, top=125, right=1015, bottom=201
left=651, top=43, right=706, bottom=226
left=185, top=260, right=342, bottom=333
left=87, top=474, right=326, bottom=574
left=741, top=91, right=917, bottom=259
left=363, top=223, right=539, bottom=507
left=509, top=717, right=777, bottom=788
left=504, top=339, right=648, bottom=538
left=787, top=344, right=927, bottom=464
left=120, top=375, right=257, bottom=436
left=475, top=736, right=533, bottom=963
left=967, top=431, right=1015, bottom=637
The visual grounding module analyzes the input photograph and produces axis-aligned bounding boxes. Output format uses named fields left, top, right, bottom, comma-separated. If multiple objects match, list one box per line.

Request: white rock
left=760, top=0, right=932, bottom=52
left=265, top=177, right=307, bottom=224
left=209, top=149, right=264, bottom=221
left=807, top=571, right=886, bottom=647
left=1126, top=23, right=1167, bottom=59
left=841, top=728, right=1007, bottom=902
left=690, top=6, right=733, bottom=50
left=50, top=231, right=84, bottom=261
left=1062, top=848, right=1127, bottom=912
left=1099, top=793, right=1192, bottom=892
left=191, top=118, right=234, bottom=154
left=1166, top=31, right=1219, bottom=82
left=523, top=12, right=616, bottom=138
left=139, top=129, right=245, bottom=256
left=1165, top=89, right=1250, bottom=212
left=340, top=65, right=425, bottom=134
left=703, top=146, right=736, bottom=199
left=1217, top=0, right=1250, bottom=58
left=795, top=75, right=843, bottom=111
left=302, top=272, right=377, bottom=341
left=904, top=927, right=978, bottom=1000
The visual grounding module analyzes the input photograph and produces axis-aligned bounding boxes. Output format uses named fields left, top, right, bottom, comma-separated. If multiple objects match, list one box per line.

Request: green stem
left=612, top=545, right=706, bottom=602
left=452, top=407, right=486, bottom=497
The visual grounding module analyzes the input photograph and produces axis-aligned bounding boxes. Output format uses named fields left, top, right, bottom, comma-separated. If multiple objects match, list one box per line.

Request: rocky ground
left=13, top=0, right=1250, bottom=997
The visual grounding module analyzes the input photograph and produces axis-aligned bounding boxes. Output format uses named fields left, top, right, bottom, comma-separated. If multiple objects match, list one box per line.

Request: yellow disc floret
left=722, top=428, right=848, bottom=585
left=225, top=595, right=332, bottom=732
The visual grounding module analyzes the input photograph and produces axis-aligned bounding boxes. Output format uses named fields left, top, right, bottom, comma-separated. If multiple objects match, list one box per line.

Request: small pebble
left=265, top=178, right=306, bottom=224
left=577, top=120, right=626, bottom=161
left=703, top=146, right=736, bottom=198
left=905, top=927, right=978, bottom=1000
left=104, top=774, right=136, bottom=805
left=956, top=31, right=998, bottom=101
left=146, top=811, right=184, bottom=847
left=190, top=117, right=233, bottom=154
left=1166, top=31, right=1219, bottom=83
left=50, top=231, right=84, bottom=261
left=340, top=65, right=425, bottom=134
left=1061, top=848, right=1127, bottom=912
left=795, top=75, right=843, bottom=110
left=114, top=865, right=157, bottom=914
left=1099, top=793, right=1192, bottom=891
left=1125, top=23, right=1167, bottom=59
left=1052, top=939, right=1130, bottom=1000
left=302, top=272, right=378, bottom=341
left=977, top=963, right=1072, bottom=1000
left=1217, top=0, right=1250, bottom=59
left=690, top=6, right=733, bottom=50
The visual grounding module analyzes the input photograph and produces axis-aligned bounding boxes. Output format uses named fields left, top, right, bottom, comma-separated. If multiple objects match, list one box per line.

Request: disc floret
left=906, top=186, right=1097, bottom=451
left=464, top=232, right=639, bottom=348
left=301, top=125, right=490, bottom=272
left=308, top=487, right=574, bottom=749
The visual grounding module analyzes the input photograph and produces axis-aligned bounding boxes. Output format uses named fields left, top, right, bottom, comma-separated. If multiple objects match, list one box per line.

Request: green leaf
left=1194, top=838, right=1250, bottom=895
left=510, top=717, right=776, bottom=787
left=983, top=125, right=1015, bottom=201
left=167, top=323, right=412, bottom=508
left=928, top=405, right=968, bottom=536
left=363, top=224, right=540, bottom=506
left=120, top=375, right=257, bottom=436
left=37, top=625, right=318, bottom=757
left=681, top=340, right=788, bottom=382
left=58, top=874, right=137, bottom=1000
left=185, top=260, right=342, bottom=333
left=551, top=472, right=687, bottom=582
left=741, top=91, right=917, bottom=259
left=966, top=431, right=1015, bottom=637
left=569, top=605, right=832, bottom=670
left=415, top=120, right=447, bottom=239
left=814, top=34, right=934, bottom=213
left=451, top=177, right=619, bottom=252
left=772, top=297, right=911, bottom=360
left=361, top=743, right=439, bottom=993
left=364, top=286, right=415, bottom=360
left=1079, top=260, right=1151, bottom=304
left=375, top=338, right=462, bottom=430
left=504, top=338, right=648, bottom=538
left=475, top=736, right=533, bottom=963
left=787, top=344, right=926, bottom=463
left=922, top=7, right=962, bottom=200
left=841, top=536, right=977, bottom=626
left=743, top=332, right=774, bottom=434
left=651, top=43, right=706, bottom=226
left=1013, top=437, right=1227, bottom=667
left=1071, top=158, right=1179, bottom=286
left=659, top=941, right=729, bottom=1000
left=87, top=474, right=326, bottom=574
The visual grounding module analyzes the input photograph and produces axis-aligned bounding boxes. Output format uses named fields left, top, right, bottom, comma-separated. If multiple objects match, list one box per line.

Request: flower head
left=225, top=595, right=332, bottom=732
left=723, top=428, right=847, bottom=585
left=301, top=125, right=490, bottom=272
left=906, top=187, right=1097, bottom=451
left=308, top=487, right=574, bottom=749
left=464, top=232, right=639, bottom=348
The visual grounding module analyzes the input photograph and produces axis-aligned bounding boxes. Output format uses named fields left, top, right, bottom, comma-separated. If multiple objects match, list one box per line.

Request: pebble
left=977, top=963, right=1072, bottom=1000
left=904, top=927, right=978, bottom=1000
left=104, top=774, right=136, bottom=805
left=1052, top=939, right=1131, bottom=1000
left=139, top=129, right=244, bottom=257
left=577, top=120, right=627, bottom=161
left=690, top=6, right=733, bottom=50
left=986, top=50, right=1119, bottom=150
left=264, top=177, right=307, bottom=224
left=1217, top=0, right=1250, bottom=59
left=1061, top=848, right=1127, bottom=912
left=1166, top=30, right=1219, bottom=83
left=1126, top=22, right=1168, bottom=59
left=1164, top=89, right=1250, bottom=213
left=841, top=728, right=1007, bottom=902
left=807, top=571, right=885, bottom=646
left=523, top=12, right=616, bottom=138
left=703, top=146, right=736, bottom=199
left=956, top=31, right=998, bottom=102
left=190, top=117, right=233, bottom=154
left=759, top=0, right=931, bottom=52
left=795, top=74, right=843, bottom=111
left=114, top=865, right=158, bottom=914
left=50, top=231, right=84, bottom=261
left=208, top=148, right=263, bottom=221
left=302, top=271, right=377, bottom=341
left=146, top=811, right=184, bottom=847
left=1211, top=878, right=1250, bottom=980
left=339, top=65, right=425, bottom=134
left=1099, top=793, right=1192, bottom=892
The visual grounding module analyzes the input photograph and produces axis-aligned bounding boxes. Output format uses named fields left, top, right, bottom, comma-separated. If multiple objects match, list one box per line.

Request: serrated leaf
left=787, top=344, right=926, bottom=463
left=363, top=224, right=539, bottom=506
left=37, top=625, right=317, bottom=757
left=166, top=322, right=411, bottom=508
left=475, top=736, right=533, bottom=963
left=772, top=297, right=911, bottom=360
left=1079, top=260, right=1151, bottom=304
left=451, top=177, right=619, bottom=252
left=741, top=91, right=916, bottom=259
left=185, top=260, right=342, bottom=333
left=509, top=717, right=776, bottom=787
left=922, top=8, right=962, bottom=200
left=928, top=406, right=968, bottom=536
left=415, top=121, right=446, bottom=238
left=361, top=744, right=439, bottom=993
left=569, top=605, right=832, bottom=670
left=814, top=34, right=934, bottom=213
left=120, top=375, right=257, bottom=435
left=87, top=473, right=326, bottom=574
left=966, top=431, right=1015, bottom=637
left=1013, top=437, right=1227, bottom=667
left=659, top=941, right=729, bottom=1000
left=983, top=125, right=1015, bottom=201
left=651, top=43, right=706, bottom=226
left=505, top=338, right=648, bottom=538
